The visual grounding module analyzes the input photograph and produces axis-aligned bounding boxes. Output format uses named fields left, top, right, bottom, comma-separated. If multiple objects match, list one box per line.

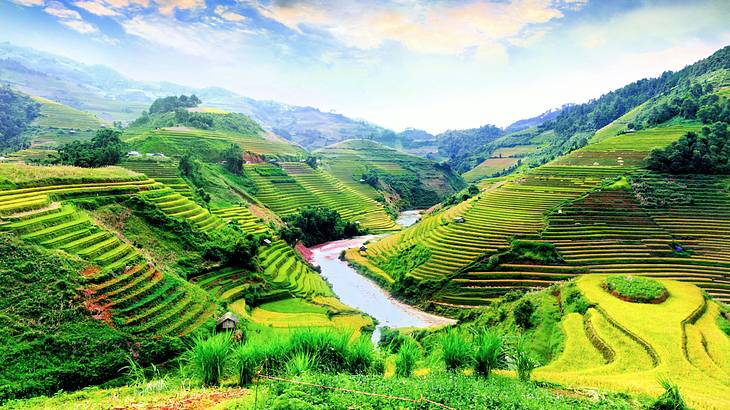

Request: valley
left=0, top=29, right=729, bottom=410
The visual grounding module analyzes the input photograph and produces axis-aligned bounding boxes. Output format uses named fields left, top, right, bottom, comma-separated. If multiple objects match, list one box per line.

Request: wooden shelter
left=216, top=311, right=239, bottom=332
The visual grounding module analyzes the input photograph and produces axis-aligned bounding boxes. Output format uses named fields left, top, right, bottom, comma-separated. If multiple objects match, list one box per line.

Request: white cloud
left=10, top=0, right=45, bottom=6
left=154, top=0, right=206, bottom=15
left=215, top=5, right=247, bottom=22
left=73, top=0, right=121, bottom=16
left=121, top=14, right=246, bottom=57
left=252, top=0, right=584, bottom=57
left=43, top=1, right=100, bottom=33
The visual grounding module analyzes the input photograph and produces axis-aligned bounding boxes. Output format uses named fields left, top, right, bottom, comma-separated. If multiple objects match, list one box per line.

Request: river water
left=308, top=211, right=454, bottom=342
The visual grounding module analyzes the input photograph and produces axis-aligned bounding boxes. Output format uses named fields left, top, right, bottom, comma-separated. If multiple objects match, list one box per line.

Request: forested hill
left=448, top=45, right=730, bottom=177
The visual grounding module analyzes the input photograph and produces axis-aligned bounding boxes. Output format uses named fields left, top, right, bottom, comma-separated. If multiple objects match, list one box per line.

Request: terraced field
left=122, top=158, right=193, bottom=198
left=315, top=139, right=444, bottom=199
left=361, top=166, right=623, bottom=306
left=0, top=176, right=215, bottom=336
left=211, top=205, right=268, bottom=235
left=536, top=275, right=730, bottom=409
left=245, top=162, right=398, bottom=231
left=124, top=127, right=305, bottom=159
left=31, top=96, right=106, bottom=130
left=139, top=187, right=224, bottom=232
left=359, top=114, right=728, bottom=307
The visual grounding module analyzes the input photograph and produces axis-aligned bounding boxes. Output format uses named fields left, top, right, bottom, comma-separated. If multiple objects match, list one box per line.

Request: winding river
left=308, top=210, right=455, bottom=341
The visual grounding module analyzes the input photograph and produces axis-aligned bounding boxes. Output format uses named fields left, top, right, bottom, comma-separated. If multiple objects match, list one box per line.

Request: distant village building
left=454, top=216, right=465, bottom=223
left=359, top=245, right=367, bottom=252
left=127, top=151, right=141, bottom=157
left=216, top=312, right=239, bottom=332
left=263, top=238, right=272, bottom=246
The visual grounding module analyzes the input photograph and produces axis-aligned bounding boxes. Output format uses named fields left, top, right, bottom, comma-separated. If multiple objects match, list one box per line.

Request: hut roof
left=216, top=311, right=239, bottom=325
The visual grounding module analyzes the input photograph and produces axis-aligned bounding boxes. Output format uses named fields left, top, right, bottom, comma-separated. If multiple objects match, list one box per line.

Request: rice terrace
left=1, top=1, right=730, bottom=409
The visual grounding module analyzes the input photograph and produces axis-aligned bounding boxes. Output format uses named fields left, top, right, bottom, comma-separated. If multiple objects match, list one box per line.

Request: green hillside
left=31, top=96, right=106, bottom=130
left=315, top=139, right=465, bottom=209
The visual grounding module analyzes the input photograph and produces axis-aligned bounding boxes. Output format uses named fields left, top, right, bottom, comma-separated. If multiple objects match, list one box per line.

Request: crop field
left=31, top=96, right=106, bottom=130
left=556, top=120, right=701, bottom=168
left=316, top=139, right=432, bottom=199
left=140, top=187, right=224, bottom=232
left=124, top=127, right=305, bottom=159
left=463, top=157, right=519, bottom=182
left=248, top=298, right=371, bottom=334
left=536, top=275, right=730, bottom=409
left=360, top=113, right=728, bottom=307
left=362, top=165, right=622, bottom=306
left=0, top=163, right=144, bottom=189
left=0, top=175, right=215, bottom=336
left=122, top=158, right=193, bottom=198
left=245, top=162, right=398, bottom=231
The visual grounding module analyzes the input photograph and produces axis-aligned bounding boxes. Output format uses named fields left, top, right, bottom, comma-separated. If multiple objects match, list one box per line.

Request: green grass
left=603, top=275, right=668, bottom=303
left=0, top=163, right=144, bottom=188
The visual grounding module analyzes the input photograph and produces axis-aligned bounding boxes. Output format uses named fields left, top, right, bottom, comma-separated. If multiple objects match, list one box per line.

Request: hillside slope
left=315, top=139, right=465, bottom=210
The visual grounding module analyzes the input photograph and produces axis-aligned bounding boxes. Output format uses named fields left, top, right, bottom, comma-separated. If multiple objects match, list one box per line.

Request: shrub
left=510, top=339, right=539, bottom=382
left=441, top=328, right=472, bottom=372
left=651, top=378, right=688, bottom=410
left=395, top=338, right=420, bottom=377
left=513, top=299, right=536, bottom=328
left=277, top=206, right=366, bottom=246
left=602, top=275, right=668, bottom=303
left=474, top=330, right=502, bottom=379
left=232, top=343, right=260, bottom=386
left=188, top=333, right=233, bottom=386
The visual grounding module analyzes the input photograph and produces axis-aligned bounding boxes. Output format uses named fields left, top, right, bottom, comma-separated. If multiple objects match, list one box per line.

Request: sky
left=1, top=0, right=729, bottom=133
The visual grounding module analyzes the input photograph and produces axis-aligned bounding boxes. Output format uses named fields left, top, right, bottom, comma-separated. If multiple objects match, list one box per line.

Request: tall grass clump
left=288, top=329, right=350, bottom=372
left=474, top=330, right=502, bottom=379
left=286, top=352, right=317, bottom=377
left=189, top=332, right=233, bottom=386
left=441, top=328, right=472, bottom=372
left=232, top=342, right=260, bottom=386
left=651, top=378, right=688, bottom=410
left=346, top=336, right=375, bottom=374
left=510, top=338, right=539, bottom=382
left=395, top=338, right=420, bottom=377
left=256, top=334, right=290, bottom=376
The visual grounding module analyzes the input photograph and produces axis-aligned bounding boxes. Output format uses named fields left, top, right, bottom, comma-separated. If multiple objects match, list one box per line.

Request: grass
left=188, top=333, right=233, bottom=386
left=0, top=163, right=144, bottom=188
left=395, top=338, right=421, bottom=377
left=474, top=330, right=503, bottom=378
left=441, top=327, right=472, bottom=372
left=603, top=275, right=668, bottom=303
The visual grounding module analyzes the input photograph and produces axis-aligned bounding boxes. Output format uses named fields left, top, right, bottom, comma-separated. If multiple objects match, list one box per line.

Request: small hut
left=454, top=216, right=465, bottom=223
left=216, top=312, right=239, bottom=333
left=263, top=238, right=272, bottom=246
left=359, top=245, right=367, bottom=252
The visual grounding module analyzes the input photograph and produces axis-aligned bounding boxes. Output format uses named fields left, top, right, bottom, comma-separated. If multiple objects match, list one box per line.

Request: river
left=308, top=210, right=455, bottom=342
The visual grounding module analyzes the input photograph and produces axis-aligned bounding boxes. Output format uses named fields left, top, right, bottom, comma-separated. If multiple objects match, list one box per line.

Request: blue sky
left=1, top=0, right=729, bottom=133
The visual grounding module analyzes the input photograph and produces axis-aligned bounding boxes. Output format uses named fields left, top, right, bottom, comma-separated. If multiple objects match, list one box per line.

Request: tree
left=223, top=144, right=244, bottom=175
left=513, top=299, right=536, bottom=328
left=58, top=128, right=125, bottom=167
left=277, top=206, right=365, bottom=247
left=0, top=86, right=41, bottom=152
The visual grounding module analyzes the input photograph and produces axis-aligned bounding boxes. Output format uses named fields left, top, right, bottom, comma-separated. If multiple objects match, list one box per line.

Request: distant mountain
left=504, top=104, right=574, bottom=133
left=0, top=42, right=392, bottom=151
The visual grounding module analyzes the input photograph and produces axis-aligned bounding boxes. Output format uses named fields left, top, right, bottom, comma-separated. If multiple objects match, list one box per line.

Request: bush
left=651, top=378, right=688, bottom=410
left=395, top=338, right=420, bottom=377
left=513, top=299, right=536, bottom=328
left=602, top=275, right=668, bottom=303
left=441, top=328, right=472, bottom=372
left=474, top=330, right=502, bottom=379
left=188, top=333, right=233, bottom=386
left=288, top=329, right=351, bottom=373
left=286, top=352, right=317, bottom=377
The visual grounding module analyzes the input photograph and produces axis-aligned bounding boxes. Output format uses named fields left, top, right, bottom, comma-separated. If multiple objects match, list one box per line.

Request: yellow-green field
left=537, top=276, right=730, bottom=409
